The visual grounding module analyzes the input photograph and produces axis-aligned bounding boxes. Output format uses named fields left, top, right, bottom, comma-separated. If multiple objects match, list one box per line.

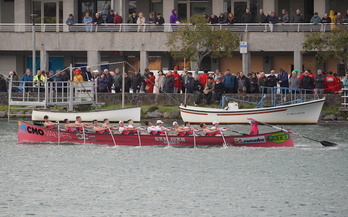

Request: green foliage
left=166, top=15, right=240, bottom=70
left=302, top=25, right=348, bottom=70
left=147, top=106, right=159, bottom=112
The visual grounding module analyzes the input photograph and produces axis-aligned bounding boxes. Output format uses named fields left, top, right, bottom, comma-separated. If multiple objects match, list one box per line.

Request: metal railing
left=0, top=23, right=346, bottom=33
left=342, top=88, right=348, bottom=107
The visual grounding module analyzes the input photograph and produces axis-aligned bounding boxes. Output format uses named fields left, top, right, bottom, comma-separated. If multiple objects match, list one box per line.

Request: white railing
left=0, top=23, right=346, bottom=33
left=342, top=88, right=348, bottom=107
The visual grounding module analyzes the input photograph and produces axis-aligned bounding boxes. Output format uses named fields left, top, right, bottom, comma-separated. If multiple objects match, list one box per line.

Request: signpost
left=240, top=41, right=248, bottom=53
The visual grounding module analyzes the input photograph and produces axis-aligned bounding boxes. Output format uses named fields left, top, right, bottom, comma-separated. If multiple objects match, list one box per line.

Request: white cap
left=156, top=120, right=164, bottom=124
left=86, top=66, right=91, bottom=69
left=172, top=121, right=178, bottom=126
left=119, top=120, right=124, bottom=124
left=212, top=121, right=219, bottom=125
left=93, top=69, right=99, bottom=73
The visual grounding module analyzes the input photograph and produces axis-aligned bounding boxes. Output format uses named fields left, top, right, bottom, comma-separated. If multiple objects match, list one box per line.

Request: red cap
left=174, top=66, right=179, bottom=69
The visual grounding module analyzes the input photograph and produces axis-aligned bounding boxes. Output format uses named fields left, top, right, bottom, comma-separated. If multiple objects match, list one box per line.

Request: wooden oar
left=221, top=128, right=248, bottom=136
left=137, top=129, right=142, bottom=147
left=221, top=131, right=228, bottom=148
left=57, top=122, right=60, bottom=146
left=248, top=118, right=338, bottom=147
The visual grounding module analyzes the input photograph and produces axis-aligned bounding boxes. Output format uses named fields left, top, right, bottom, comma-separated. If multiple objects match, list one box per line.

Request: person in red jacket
left=144, top=72, right=155, bottom=93
left=199, top=69, right=209, bottom=88
left=324, top=71, right=336, bottom=93
left=113, top=11, right=123, bottom=23
left=173, top=66, right=181, bottom=93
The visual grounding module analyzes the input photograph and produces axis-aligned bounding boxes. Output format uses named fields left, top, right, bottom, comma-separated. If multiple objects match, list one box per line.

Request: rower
left=118, top=120, right=131, bottom=135
left=145, top=121, right=160, bottom=135
left=183, top=122, right=195, bottom=136
left=74, top=116, right=92, bottom=132
left=102, top=118, right=118, bottom=131
left=63, top=118, right=77, bottom=132
left=248, top=120, right=259, bottom=135
left=199, top=123, right=221, bottom=136
left=92, top=119, right=109, bottom=134
left=43, top=115, right=59, bottom=129
left=210, top=121, right=222, bottom=135
left=173, top=121, right=191, bottom=136
left=125, top=119, right=138, bottom=135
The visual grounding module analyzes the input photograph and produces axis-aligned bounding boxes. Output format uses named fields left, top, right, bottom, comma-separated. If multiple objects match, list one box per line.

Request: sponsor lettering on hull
left=234, top=136, right=266, bottom=144
left=267, top=132, right=290, bottom=143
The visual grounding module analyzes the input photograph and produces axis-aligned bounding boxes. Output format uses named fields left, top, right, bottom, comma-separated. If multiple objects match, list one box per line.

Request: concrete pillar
left=163, top=0, right=175, bottom=23
left=87, top=50, right=101, bottom=72
left=140, top=51, right=148, bottom=74
left=14, top=0, right=28, bottom=23
left=114, top=0, right=128, bottom=22
left=40, top=46, right=48, bottom=72
left=294, top=51, right=303, bottom=72
left=263, top=0, right=276, bottom=13
left=242, top=53, right=251, bottom=74
left=212, top=0, right=224, bottom=16
left=314, top=0, right=327, bottom=17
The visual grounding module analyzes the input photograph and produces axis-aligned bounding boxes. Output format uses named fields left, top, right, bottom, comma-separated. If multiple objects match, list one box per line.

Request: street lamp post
left=30, top=14, right=37, bottom=75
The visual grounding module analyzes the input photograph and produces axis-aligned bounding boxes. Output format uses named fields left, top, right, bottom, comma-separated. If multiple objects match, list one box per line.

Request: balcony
left=0, top=23, right=344, bottom=33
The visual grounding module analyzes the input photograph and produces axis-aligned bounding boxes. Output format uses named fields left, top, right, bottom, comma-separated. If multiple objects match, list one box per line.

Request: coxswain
left=43, top=115, right=59, bottom=129
left=200, top=123, right=221, bottom=136
left=92, top=119, right=109, bottom=134
left=248, top=120, right=259, bottom=135
left=173, top=121, right=191, bottom=136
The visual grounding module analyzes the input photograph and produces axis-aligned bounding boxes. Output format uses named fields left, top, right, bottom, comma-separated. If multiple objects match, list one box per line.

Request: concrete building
left=0, top=0, right=347, bottom=76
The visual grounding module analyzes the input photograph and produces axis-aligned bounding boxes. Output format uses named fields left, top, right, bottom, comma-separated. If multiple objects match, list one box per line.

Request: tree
left=302, top=25, right=348, bottom=71
left=166, top=15, right=240, bottom=71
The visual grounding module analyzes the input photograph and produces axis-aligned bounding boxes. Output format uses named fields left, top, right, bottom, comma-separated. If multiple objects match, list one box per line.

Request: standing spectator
left=83, top=66, right=93, bottom=81
left=112, top=68, right=122, bottom=93
left=335, top=12, right=344, bottom=24
left=256, top=9, right=267, bottom=23
left=0, top=74, right=7, bottom=92
left=98, top=73, right=108, bottom=92
left=173, top=66, right=181, bottom=93
left=92, top=69, right=100, bottom=81
left=199, top=69, right=209, bottom=88
left=225, top=13, right=235, bottom=24
left=180, top=69, right=188, bottom=93
left=321, top=13, right=331, bottom=23
left=73, top=69, right=84, bottom=83
left=33, top=70, right=46, bottom=92
left=66, top=14, right=75, bottom=26
left=22, top=69, right=33, bottom=92
left=250, top=73, right=259, bottom=93
left=144, top=72, right=155, bottom=93
left=209, top=14, right=218, bottom=24
left=267, top=12, right=278, bottom=24
left=83, top=12, right=93, bottom=32
left=241, top=8, right=253, bottom=23
left=155, top=12, right=165, bottom=25
left=223, top=69, right=235, bottom=93
left=266, top=70, right=278, bottom=92
left=300, top=71, right=314, bottom=90
left=163, top=71, right=174, bottom=93
left=314, top=69, right=325, bottom=96
left=154, top=70, right=165, bottom=93
left=281, top=9, right=289, bottom=23
left=56, top=71, right=69, bottom=92
left=128, top=11, right=138, bottom=23
left=289, top=71, right=300, bottom=92
left=277, top=68, right=289, bottom=93
left=103, top=69, right=113, bottom=92
left=258, top=71, right=267, bottom=92
left=105, top=10, right=115, bottom=23
left=324, top=71, right=336, bottom=93
left=170, top=9, right=179, bottom=24
left=218, top=13, right=225, bottom=24
left=113, top=11, right=123, bottom=24
left=203, top=77, right=214, bottom=104
left=213, top=74, right=224, bottom=103
left=291, top=9, right=304, bottom=23
left=193, top=75, right=203, bottom=105
left=148, top=12, right=155, bottom=24
left=186, top=72, right=194, bottom=93
left=342, top=73, right=348, bottom=103
left=122, top=72, right=132, bottom=93
left=237, top=72, right=250, bottom=94
left=333, top=73, right=342, bottom=93
left=93, top=12, right=104, bottom=25
left=310, top=12, right=321, bottom=24
left=137, top=12, right=146, bottom=32
left=131, top=70, right=143, bottom=93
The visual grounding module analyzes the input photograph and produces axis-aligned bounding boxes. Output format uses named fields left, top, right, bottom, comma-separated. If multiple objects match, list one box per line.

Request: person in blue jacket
left=22, top=68, right=33, bottom=92
left=277, top=68, right=289, bottom=93
left=83, top=12, right=93, bottom=32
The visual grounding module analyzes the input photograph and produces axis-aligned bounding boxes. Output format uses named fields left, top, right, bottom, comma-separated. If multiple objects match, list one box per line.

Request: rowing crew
left=43, top=115, right=236, bottom=136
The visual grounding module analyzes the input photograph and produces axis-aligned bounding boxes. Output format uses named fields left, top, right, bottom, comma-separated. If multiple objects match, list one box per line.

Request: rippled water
left=1, top=121, right=347, bottom=216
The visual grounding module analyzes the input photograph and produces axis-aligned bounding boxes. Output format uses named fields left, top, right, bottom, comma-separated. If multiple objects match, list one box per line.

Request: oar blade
left=320, top=141, right=338, bottom=147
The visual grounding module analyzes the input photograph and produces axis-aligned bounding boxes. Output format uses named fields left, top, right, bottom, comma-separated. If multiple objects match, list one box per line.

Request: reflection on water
left=0, top=121, right=347, bottom=216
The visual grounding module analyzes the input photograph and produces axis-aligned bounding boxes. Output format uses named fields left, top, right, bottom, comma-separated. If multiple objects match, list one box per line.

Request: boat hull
left=18, top=121, right=294, bottom=147
left=31, top=107, right=141, bottom=122
left=180, top=98, right=325, bottom=124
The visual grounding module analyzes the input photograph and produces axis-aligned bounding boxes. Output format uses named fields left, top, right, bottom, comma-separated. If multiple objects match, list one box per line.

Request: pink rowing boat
left=17, top=121, right=294, bottom=147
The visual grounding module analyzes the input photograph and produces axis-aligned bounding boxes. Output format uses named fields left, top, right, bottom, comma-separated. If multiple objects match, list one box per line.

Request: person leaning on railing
left=33, top=70, right=46, bottom=92
left=22, top=68, right=33, bottom=92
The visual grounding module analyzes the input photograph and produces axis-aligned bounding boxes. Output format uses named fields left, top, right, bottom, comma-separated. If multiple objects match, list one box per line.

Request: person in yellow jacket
left=33, top=70, right=47, bottom=92
left=73, top=69, right=84, bottom=86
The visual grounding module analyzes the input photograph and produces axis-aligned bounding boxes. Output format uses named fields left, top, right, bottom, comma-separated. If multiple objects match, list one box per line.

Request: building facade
left=0, top=0, right=347, bottom=76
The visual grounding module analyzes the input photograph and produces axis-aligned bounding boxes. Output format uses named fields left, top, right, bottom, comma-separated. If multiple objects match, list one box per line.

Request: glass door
left=178, top=3, right=188, bottom=22
left=43, top=2, right=57, bottom=23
